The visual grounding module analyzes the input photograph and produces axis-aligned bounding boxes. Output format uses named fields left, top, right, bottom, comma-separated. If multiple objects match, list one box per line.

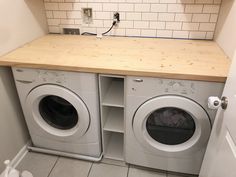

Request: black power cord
left=82, top=13, right=120, bottom=36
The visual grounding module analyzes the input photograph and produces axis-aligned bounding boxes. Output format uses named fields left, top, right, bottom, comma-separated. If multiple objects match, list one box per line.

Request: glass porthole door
left=39, top=95, right=79, bottom=130
left=146, top=107, right=196, bottom=145
left=132, top=95, right=211, bottom=157
left=25, top=85, right=90, bottom=139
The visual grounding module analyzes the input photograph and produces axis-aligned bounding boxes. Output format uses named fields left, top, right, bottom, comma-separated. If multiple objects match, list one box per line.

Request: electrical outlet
left=113, top=12, right=120, bottom=24
left=82, top=8, right=93, bottom=24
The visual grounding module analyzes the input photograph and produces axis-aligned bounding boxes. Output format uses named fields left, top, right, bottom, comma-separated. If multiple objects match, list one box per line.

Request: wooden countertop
left=0, top=35, right=230, bottom=82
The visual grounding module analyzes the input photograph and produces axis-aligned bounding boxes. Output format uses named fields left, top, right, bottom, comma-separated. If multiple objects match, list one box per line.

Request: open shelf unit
left=99, top=74, right=125, bottom=161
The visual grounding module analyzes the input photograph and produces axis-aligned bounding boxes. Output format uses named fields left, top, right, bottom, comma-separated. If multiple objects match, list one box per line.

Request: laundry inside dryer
left=146, top=107, right=196, bottom=145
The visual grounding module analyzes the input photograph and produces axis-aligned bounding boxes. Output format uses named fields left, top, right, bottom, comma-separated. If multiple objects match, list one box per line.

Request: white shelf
left=102, top=80, right=124, bottom=107
left=104, top=108, right=124, bottom=133
left=104, top=133, right=124, bottom=161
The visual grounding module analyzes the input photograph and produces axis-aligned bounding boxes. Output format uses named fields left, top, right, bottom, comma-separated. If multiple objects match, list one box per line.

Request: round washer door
left=26, top=85, right=90, bottom=138
left=132, top=95, right=211, bottom=157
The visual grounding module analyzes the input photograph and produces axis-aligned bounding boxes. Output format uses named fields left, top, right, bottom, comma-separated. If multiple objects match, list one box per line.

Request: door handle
left=208, top=96, right=228, bottom=110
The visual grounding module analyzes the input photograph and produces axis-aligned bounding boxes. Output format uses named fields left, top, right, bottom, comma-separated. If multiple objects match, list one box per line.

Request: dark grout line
left=126, top=164, right=130, bottom=177
left=101, top=161, right=128, bottom=168
left=87, top=162, right=94, bottom=177
left=46, top=156, right=60, bottom=177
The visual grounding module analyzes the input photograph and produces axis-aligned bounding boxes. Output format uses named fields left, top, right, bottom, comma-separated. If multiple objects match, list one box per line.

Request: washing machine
left=125, top=76, right=224, bottom=174
left=12, top=67, right=102, bottom=160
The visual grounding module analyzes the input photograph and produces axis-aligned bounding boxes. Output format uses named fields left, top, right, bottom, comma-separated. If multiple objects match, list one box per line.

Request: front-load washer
left=125, top=76, right=224, bottom=175
left=12, top=67, right=102, bottom=160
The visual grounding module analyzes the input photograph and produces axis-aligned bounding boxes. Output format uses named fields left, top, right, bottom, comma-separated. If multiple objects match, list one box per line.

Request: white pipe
left=27, top=146, right=103, bottom=162
left=4, top=160, right=11, bottom=177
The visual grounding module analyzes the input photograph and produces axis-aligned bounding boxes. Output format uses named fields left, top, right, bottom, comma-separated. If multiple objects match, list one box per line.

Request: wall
left=214, top=0, right=236, bottom=59
left=0, top=0, right=47, bottom=173
left=44, top=0, right=222, bottom=39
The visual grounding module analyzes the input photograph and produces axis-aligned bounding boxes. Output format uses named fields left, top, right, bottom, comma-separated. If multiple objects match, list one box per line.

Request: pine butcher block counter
left=0, top=35, right=230, bottom=82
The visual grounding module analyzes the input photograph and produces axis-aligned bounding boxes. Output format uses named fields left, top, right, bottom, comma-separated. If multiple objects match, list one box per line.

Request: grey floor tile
left=101, top=158, right=128, bottom=167
left=128, top=167, right=166, bottom=177
left=49, top=157, right=92, bottom=177
left=88, top=163, right=128, bottom=177
left=17, top=152, right=58, bottom=177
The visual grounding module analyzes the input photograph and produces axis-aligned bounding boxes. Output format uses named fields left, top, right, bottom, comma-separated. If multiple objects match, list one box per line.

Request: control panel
left=38, top=70, right=66, bottom=84
left=163, top=80, right=195, bottom=95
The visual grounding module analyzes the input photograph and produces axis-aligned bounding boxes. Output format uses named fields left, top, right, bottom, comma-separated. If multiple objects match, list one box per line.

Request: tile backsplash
left=44, top=0, right=221, bottom=39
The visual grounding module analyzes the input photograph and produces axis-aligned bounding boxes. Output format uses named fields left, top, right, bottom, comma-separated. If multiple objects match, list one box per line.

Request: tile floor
left=17, top=152, right=198, bottom=177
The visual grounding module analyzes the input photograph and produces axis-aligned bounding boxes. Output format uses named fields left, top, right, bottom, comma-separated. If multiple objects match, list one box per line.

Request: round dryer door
left=26, top=85, right=90, bottom=139
left=132, top=95, right=211, bottom=157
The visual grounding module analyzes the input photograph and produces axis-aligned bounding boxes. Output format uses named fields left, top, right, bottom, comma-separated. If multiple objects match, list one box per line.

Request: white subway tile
left=103, top=20, right=113, bottom=27
left=166, top=22, right=182, bottom=30
left=59, top=3, right=73, bottom=10
left=126, top=29, right=141, bottom=36
left=126, top=0, right=142, bottom=3
left=160, top=0, right=176, bottom=3
left=74, top=19, right=83, bottom=25
left=151, top=4, right=167, bottom=12
left=110, top=28, right=126, bottom=36
left=46, top=11, right=53, bottom=18
left=210, top=14, right=218, bottom=22
left=53, top=11, right=67, bottom=18
left=206, top=32, right=214, bottom=39
left=73, top=3, right=81, bottom=10
left=51, top=0, right=64, bottom=2
left=134, top=21, right=149, bottom=29
left=156, top=30, right=173, bottom=37
left=177, top=0, right=194, bottom=3
left=199, top=23, right=216, bottom=31
left=118, top=21, right=134, bottom=28
left=189, top=31, right=206, bottom=39
left=182, top=22, right=199, bottom=30
left=67, top=11, right=82, bottom=19
left=175, top=14, right=192, bottom=22
left=185, top=5, right=203, bottom=13
left=45, top=3, right=59, bottom=10
left=47, top=19, right=60, bottom=26
left=192, top=14, right=210, bottom=22
left=203, top=5, right=220, bottom=13
left=81, top=27, right=96, bottom=34
left=135, top=4, right=150, bottom=12
left=95, top=12, right=111, bottom=19
left=143, top=0, right=160, bottom=2
left=126, top=13, right=142, bottom=21
left=214, top=0, right=222, bottom=4
left=150, top=22, right=165, bottom=29
left=168, top=4, right=185, bottom=13
left=90, top=20, right=104, bottom=27
left=141, top=29, right=156, bottom=37
left=173, top=31, right=189, bottom=38
left=103, top=3, right=118, bottom=11
left=49, top=26, right=60, bottom=33
left=110, top=0, right=126, bottom=2
left=118, top=4, right=134, bottom=12
left=196, top=0, right=214, bottom=4
left=142, top=13, right=158, bottom=21
left=88, top=3, right=103, bottom=11
left=158, top=13, right=175, bottom=21
left=60, top=19, right=75, bottom=25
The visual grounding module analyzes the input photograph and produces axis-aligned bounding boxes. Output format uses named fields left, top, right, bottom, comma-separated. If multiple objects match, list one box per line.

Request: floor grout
left=86, top=161, right=94, bottom=177
left=126, top=165, right=130, bottom=177
left=46, top=156, right=60, bottom=177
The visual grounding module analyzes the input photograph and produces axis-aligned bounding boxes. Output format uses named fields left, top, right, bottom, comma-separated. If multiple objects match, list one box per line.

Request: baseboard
left=0, top=141, right=30, bottom=177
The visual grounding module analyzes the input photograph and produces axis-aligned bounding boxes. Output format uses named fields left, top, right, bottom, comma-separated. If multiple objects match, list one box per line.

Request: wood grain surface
left=0, top=35, right=230, bottom=82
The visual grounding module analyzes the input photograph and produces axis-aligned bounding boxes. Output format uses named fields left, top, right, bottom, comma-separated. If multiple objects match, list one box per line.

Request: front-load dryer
left=12, top=67, right=102, bottom=160
left=125, top=76, right=224, bottom=175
